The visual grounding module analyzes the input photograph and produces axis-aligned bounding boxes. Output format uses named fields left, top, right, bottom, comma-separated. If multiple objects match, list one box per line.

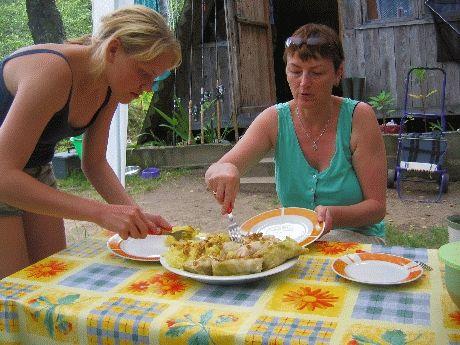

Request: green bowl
left=70, top=135, right=83, bottom=160
left=439, top=241, right=460, bottom=308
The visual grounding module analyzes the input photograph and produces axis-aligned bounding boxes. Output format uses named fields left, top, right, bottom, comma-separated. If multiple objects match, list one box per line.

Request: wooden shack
left=171, top=0, right=459, bottom=132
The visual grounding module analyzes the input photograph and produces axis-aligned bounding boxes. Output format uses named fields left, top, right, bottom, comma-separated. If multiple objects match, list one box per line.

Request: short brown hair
left=283, top=23, right=344, bottom=71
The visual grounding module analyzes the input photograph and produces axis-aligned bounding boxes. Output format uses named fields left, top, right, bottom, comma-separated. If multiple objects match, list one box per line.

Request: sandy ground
left=64, top=168, right=459, bottom=244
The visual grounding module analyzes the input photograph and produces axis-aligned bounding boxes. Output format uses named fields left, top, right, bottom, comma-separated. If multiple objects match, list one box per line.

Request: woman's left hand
left=315, top=205, right=333, bottom=235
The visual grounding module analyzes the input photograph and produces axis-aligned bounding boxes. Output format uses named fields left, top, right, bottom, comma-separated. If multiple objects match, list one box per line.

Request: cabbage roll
left=262, top=237, right=305, bottom=270
left=212, top=258, right=263, bottom=276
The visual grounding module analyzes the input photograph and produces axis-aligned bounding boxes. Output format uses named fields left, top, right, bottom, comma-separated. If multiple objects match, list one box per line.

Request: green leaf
left=44, top=307, right=56, bottom=337
left=188, top=330, right=209, bottom=345
left=352, top=334, right=382, bottom=345
left=165, top=325, right=193, bottom=337
left=154, top=107, right=176, bottom=126
left=215, top=315, right=233, bottom=324
left=381, top=330, right=406, bottom=345
left=38, top=296, right=53, bottom=306
left=199, top=310, right=213, bottom=326
left=57, top=294, right=80, bottom=305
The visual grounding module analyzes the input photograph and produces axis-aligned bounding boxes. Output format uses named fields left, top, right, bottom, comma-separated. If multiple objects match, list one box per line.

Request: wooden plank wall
left=340, top=0, right=460, bottom=117
left=190, top=42, right=233, bottom=131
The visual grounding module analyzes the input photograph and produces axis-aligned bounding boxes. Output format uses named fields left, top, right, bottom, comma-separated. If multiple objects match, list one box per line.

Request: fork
left=226, top=206, right=243, bottom=243
left=414, top=260, right=433, bottom=271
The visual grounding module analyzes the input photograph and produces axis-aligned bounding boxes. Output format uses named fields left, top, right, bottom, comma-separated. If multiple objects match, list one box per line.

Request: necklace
left=296, top=107, right=331, bottom=151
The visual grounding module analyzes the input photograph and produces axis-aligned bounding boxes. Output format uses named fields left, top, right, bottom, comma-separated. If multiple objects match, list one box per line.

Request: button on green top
left=439, top=241, right=460, bottom=270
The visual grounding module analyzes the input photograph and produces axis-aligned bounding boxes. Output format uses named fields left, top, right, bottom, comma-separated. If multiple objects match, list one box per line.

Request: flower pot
left=446, top=215, right=460, bottom=243
left=380, top=123, right=400, bottom=134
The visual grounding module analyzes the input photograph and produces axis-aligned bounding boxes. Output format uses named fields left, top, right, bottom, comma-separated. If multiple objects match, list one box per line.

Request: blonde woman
left=0, top=5, right=181, bottom=277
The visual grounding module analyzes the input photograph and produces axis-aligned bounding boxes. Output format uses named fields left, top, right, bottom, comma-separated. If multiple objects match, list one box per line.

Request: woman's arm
left=80, top=98, right=135, bottom=205
left=317, top=102, right=387, bottom=230
left=0, top=56, right=163, bottom=239
left=81, top=98, right=171, bottom=232
left=205, top=106, right=278, bottom=213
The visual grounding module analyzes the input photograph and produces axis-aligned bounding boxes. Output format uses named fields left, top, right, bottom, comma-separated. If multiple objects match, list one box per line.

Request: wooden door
left=224, top=0, right=276, bottom=127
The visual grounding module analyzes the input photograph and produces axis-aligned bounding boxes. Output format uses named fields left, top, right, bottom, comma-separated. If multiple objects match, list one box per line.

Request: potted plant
left=368, top=90, right=399, bottom=134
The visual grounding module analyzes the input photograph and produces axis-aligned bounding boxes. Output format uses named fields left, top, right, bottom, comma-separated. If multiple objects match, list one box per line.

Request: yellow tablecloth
left=1, top=230, right=459, bottom=345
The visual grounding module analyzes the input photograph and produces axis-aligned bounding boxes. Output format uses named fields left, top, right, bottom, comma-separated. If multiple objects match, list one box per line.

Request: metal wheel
left=387, top=169, right=396, bottom=188
left=441, top=173, right=449, bottom=193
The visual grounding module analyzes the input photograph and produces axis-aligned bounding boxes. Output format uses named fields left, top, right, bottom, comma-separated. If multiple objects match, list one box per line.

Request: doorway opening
left=271, top=0, right=341, bottom=103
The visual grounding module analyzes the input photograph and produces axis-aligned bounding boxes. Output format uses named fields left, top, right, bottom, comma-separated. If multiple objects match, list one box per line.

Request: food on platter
left=163, top=232, right=307, bottom=276
left=166, top=225, right=199, bottom=242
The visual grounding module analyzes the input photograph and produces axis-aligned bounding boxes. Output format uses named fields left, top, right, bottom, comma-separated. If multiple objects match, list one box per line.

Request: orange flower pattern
left=316, top=241, right=359, bottom=255
left=26, top=260, right=68, bottom=278
left=127, top=272, right=186, bottom=295
left=283, top=286, right=338, bottom=311
left=450, top=311, right=460, bottom=326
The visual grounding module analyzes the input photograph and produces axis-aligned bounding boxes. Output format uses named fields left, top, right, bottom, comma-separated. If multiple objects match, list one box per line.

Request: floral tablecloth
left=1, top=230, right=459, bottom=345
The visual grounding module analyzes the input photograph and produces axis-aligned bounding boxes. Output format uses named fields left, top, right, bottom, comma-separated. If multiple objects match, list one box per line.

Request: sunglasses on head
left=285, top=35, right=326, bottom=48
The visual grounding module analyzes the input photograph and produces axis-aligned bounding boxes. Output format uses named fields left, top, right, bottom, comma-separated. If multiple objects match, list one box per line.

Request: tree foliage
left=0, top=0, right=91, bottom=59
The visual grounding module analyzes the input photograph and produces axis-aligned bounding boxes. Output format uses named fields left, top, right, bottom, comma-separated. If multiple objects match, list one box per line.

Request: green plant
left=408, top=68, right=439, bottom=132
left=153, top=95, right=190, bottom=144
left=368, top=90, right=395, bottom=128
left=128, top=91, right=154, bottom=147
left=428, top=120, right=455, bottom=132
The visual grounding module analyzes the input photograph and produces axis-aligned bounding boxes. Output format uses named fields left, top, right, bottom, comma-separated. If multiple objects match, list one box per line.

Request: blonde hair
left=68, top=5, right=181, bottom=77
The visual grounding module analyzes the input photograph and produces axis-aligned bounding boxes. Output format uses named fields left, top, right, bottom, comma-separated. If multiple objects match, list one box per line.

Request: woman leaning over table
left=0, top=5, right=181, bottom=277
left=206, top=23, right=387, bottom=245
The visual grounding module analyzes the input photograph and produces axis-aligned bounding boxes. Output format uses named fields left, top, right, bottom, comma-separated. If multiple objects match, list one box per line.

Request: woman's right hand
left=205, top=162, right=240, bottom=214
left=96, top=204, right=167, bottom=240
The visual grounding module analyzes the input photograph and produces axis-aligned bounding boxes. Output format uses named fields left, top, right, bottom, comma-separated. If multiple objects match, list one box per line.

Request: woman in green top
left=205, top=23, right=386, bottom=244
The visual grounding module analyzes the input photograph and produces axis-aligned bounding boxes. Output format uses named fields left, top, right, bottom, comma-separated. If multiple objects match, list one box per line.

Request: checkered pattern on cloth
left=371, top=245, right=428, bottom=263
left=59, top=263, right=139, bottom=291
left=0, top=282, right=38, bottom=334
left=449, top=333, right=460, bottom=345
left=245, top=316, right=336, bottom=345
left=352, top=290, right=430, bottom=325
left=290, top=257, right=340, bottom=282
left=59, top=240, right=107, bottom=258
left=190, top=281, right=268, bottom=307
left=87, top=297, right=167, bottom=344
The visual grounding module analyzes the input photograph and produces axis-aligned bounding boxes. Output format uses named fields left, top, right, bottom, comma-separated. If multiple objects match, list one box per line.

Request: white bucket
left=446, top=215, right=460, bottom=243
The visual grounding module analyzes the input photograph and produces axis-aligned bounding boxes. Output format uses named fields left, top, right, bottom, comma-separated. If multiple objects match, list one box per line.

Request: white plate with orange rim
left=240, top=207, right=324, bottom=247
left=107, top=234, right=168, bottom=262
left=159, top=256, right=299, bottom=285
left=332, top=252, right=424, bottom=285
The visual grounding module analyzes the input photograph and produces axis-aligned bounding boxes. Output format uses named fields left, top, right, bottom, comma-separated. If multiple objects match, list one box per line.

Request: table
left=1, top=230, right=459, bottom=345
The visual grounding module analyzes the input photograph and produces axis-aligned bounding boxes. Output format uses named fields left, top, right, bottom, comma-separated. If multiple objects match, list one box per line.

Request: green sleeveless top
left=275, top=98, right=385, bottom=237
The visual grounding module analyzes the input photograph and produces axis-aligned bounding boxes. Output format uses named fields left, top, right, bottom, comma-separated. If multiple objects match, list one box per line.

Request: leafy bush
left=0, top=0, right=91, bottom=59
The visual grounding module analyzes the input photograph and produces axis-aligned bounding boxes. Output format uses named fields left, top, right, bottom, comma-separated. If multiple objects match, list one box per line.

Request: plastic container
left=125, top=165, right=141, bottom=176
left=70, top=135, right=83, bottom=159
left=438, top=241, right=460, bottom=308
left=446, top=215, right=460, bottom=243
left=141, top=167, right=160, bottom=179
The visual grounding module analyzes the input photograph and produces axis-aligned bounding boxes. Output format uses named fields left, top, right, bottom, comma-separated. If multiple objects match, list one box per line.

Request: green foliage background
left=0, top=0, right=92, bottom=59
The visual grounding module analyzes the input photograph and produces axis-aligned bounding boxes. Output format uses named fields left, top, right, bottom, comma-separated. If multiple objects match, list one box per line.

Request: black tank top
left=0, top=48, right=111, bottom=168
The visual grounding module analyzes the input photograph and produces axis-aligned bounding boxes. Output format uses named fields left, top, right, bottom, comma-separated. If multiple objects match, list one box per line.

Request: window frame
left=363, top=0, right=430, bottom=25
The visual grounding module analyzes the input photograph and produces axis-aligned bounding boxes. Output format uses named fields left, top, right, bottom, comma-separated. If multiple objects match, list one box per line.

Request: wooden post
left=200, top=87, right=205, bottom=144
left=188, top=99, right=193, bottom=145
left=216, top=80, right=222, bottom=141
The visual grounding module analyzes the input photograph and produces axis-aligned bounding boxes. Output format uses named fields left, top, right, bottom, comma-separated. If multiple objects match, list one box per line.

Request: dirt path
left=65, top=169, right=459, bottom=243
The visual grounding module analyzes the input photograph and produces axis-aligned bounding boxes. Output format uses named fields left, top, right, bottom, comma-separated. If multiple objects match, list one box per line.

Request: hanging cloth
left=134, top=0, right=160, bottom=12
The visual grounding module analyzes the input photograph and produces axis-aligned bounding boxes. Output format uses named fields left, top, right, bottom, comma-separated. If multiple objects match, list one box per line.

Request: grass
left=385, top=223, right=448, bottom=249
left=57, top=168, right=191, bottom=199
